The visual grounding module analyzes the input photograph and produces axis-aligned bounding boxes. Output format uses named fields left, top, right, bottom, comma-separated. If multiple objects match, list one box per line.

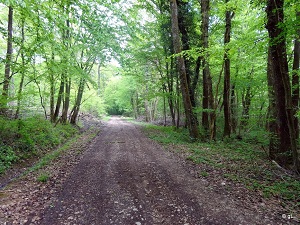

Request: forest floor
left=0, top=116, right=298, bottom=224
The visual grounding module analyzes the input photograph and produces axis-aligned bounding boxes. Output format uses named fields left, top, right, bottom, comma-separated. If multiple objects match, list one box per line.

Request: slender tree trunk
left=53, top=75, right=64, bottom=122
left=223, top=1, right=233, bottom=137
left=70, top=78, right=85, bottom=124
left=97, top=63, right=101, bottom=96
left=170, top=0, right=199, bottom=140
left=163, top=90, right=167, bottom=126
left=49, top=52, right=55, bottom=122
left=176, top=72, right=180, bottom=129
left=1, top=6, right=13, bottom=115
left=230, top=83, right=237, bottom=134
left=241, top=86, right=251, bottom=129
left=61, top=76, right=71, bottom=124
left=168, top=57, right=176, bottom=126
left=15, top=15, right=25, bottom=119
left=61, top=6, right=71, bottom=124
left=32, top=56, right=47, bottom=119
left=210, top=62, right=224, bottom=140
left=292, top=11, right=300, bottom=139
left=266, top=0, right=300, bottom=172
left=144, top=81, right=150, bottom=122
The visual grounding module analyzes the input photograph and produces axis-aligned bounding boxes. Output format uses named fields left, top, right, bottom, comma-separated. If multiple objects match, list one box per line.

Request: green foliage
left=0, top=116, right=78, bottom=174
left=81, top=94, right=107, bottom=117
left=199, top=171, right=209, bottom=177
left=25, top=135, right=77, bottom=174
left=103, top=75, right=137, bottom=115
left=0, top=144, right=18, bottom=174
left=142, top=124, right=190, bottom=144
left=24, top=127, right=97, bottom=176
left=37, top=173, right=50, bottom=182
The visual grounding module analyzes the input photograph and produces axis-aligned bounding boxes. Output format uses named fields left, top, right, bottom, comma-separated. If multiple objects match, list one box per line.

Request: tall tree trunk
left=223, top=1, right=233, bottom=137
left=49, top=52, right=55, bottom=122
left=200, top=0, right=214, bottom=137
left=1, top=6, right=13, bottom=115
left=267, top=47, right=280, bottom=161
left=230, top=83, right=237, bottom=134
left=167, top=57, right=176, bottom=126
left=176, top=69, right=180, bottom=129
left=266, top=0, right=300, bottom=172
left=61, top=76, right=71, bottom=124
left=292, top=11, right=300, bottom=139
left=15, top=15, right=25, bottom=119
left=170, top=0, right=199, bottom=140
left=177, top=0, right=198, bottom=109
left=61, top=6, right=71, bottom=124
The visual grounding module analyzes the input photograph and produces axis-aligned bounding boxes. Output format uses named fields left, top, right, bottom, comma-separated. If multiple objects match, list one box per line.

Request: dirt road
left=40, top=117, right=281, bottom=225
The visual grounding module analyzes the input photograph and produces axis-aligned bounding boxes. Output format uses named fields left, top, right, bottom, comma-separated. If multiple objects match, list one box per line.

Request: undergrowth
left=141, top=122, right=300, bottom=212
left=0, top=116, right=78, bottom=174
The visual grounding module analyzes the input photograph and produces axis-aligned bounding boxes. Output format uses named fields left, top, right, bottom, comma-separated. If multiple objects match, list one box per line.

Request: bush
left=0, top=116, right=78, bottom=174
left=0, top=144, right=18, bottom=174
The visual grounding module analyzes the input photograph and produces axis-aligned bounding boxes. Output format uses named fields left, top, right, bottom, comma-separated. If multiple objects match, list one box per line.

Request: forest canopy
left=0, top=0, right=300, bottom=172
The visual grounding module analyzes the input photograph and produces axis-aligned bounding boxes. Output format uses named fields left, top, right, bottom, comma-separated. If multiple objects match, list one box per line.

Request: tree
left=170, top=0, right=199, bottom=140
left=1, top=6, right=13, bottom=115
left=266, top=0, right=300, bottom=172
left=15, top=9, right=25, bottom=119
left=200, top=0, right=215, bottom=139
left=177, top=0, right=199, bottom=110
left=292, top=11, right=300, bottom=139
left=223, top=0, right=234, bottom=138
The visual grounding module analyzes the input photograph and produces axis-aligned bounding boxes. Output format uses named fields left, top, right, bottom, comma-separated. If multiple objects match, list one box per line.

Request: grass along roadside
left=26, top=127, right=98, bottom=180
left=0, top=123, right=99, bottom=190
left=139, top=123, right=300, bottom=216
left=0, top=116, right=78, bottom=174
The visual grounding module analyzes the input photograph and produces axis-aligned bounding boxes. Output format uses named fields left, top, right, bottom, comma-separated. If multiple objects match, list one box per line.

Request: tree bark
left=200, top=0, right=214, bottom=137
left=170, top=0, right=199, bottom=140
left=223, top=1, right=233, bottom=138
left=15, top=15, right=25, bottom=119
left=266, top=0, right=300, bottom=172
left=97, top=63, right=101, bottom=96
left=70, top=78, right=85, bottom=124
left=168, top=56, right=176, bottom=126
left=53, top=75, right=64, bottom=122
left=61, top=5, right=71, bottom=124
left=177, top=0, right=198, bottom=109
left=49, top=52, right=55, bottom=122
left=267, top=47, right=280, bottom=161
left=292, top=11, right=300, bottom=139
left=61, top=76, right=71, bottom=124
left=1, top=6, right=13, bottom=115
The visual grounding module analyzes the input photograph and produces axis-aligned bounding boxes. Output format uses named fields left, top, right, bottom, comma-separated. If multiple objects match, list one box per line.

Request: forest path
left=40, top=116, right=275, bottom=225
